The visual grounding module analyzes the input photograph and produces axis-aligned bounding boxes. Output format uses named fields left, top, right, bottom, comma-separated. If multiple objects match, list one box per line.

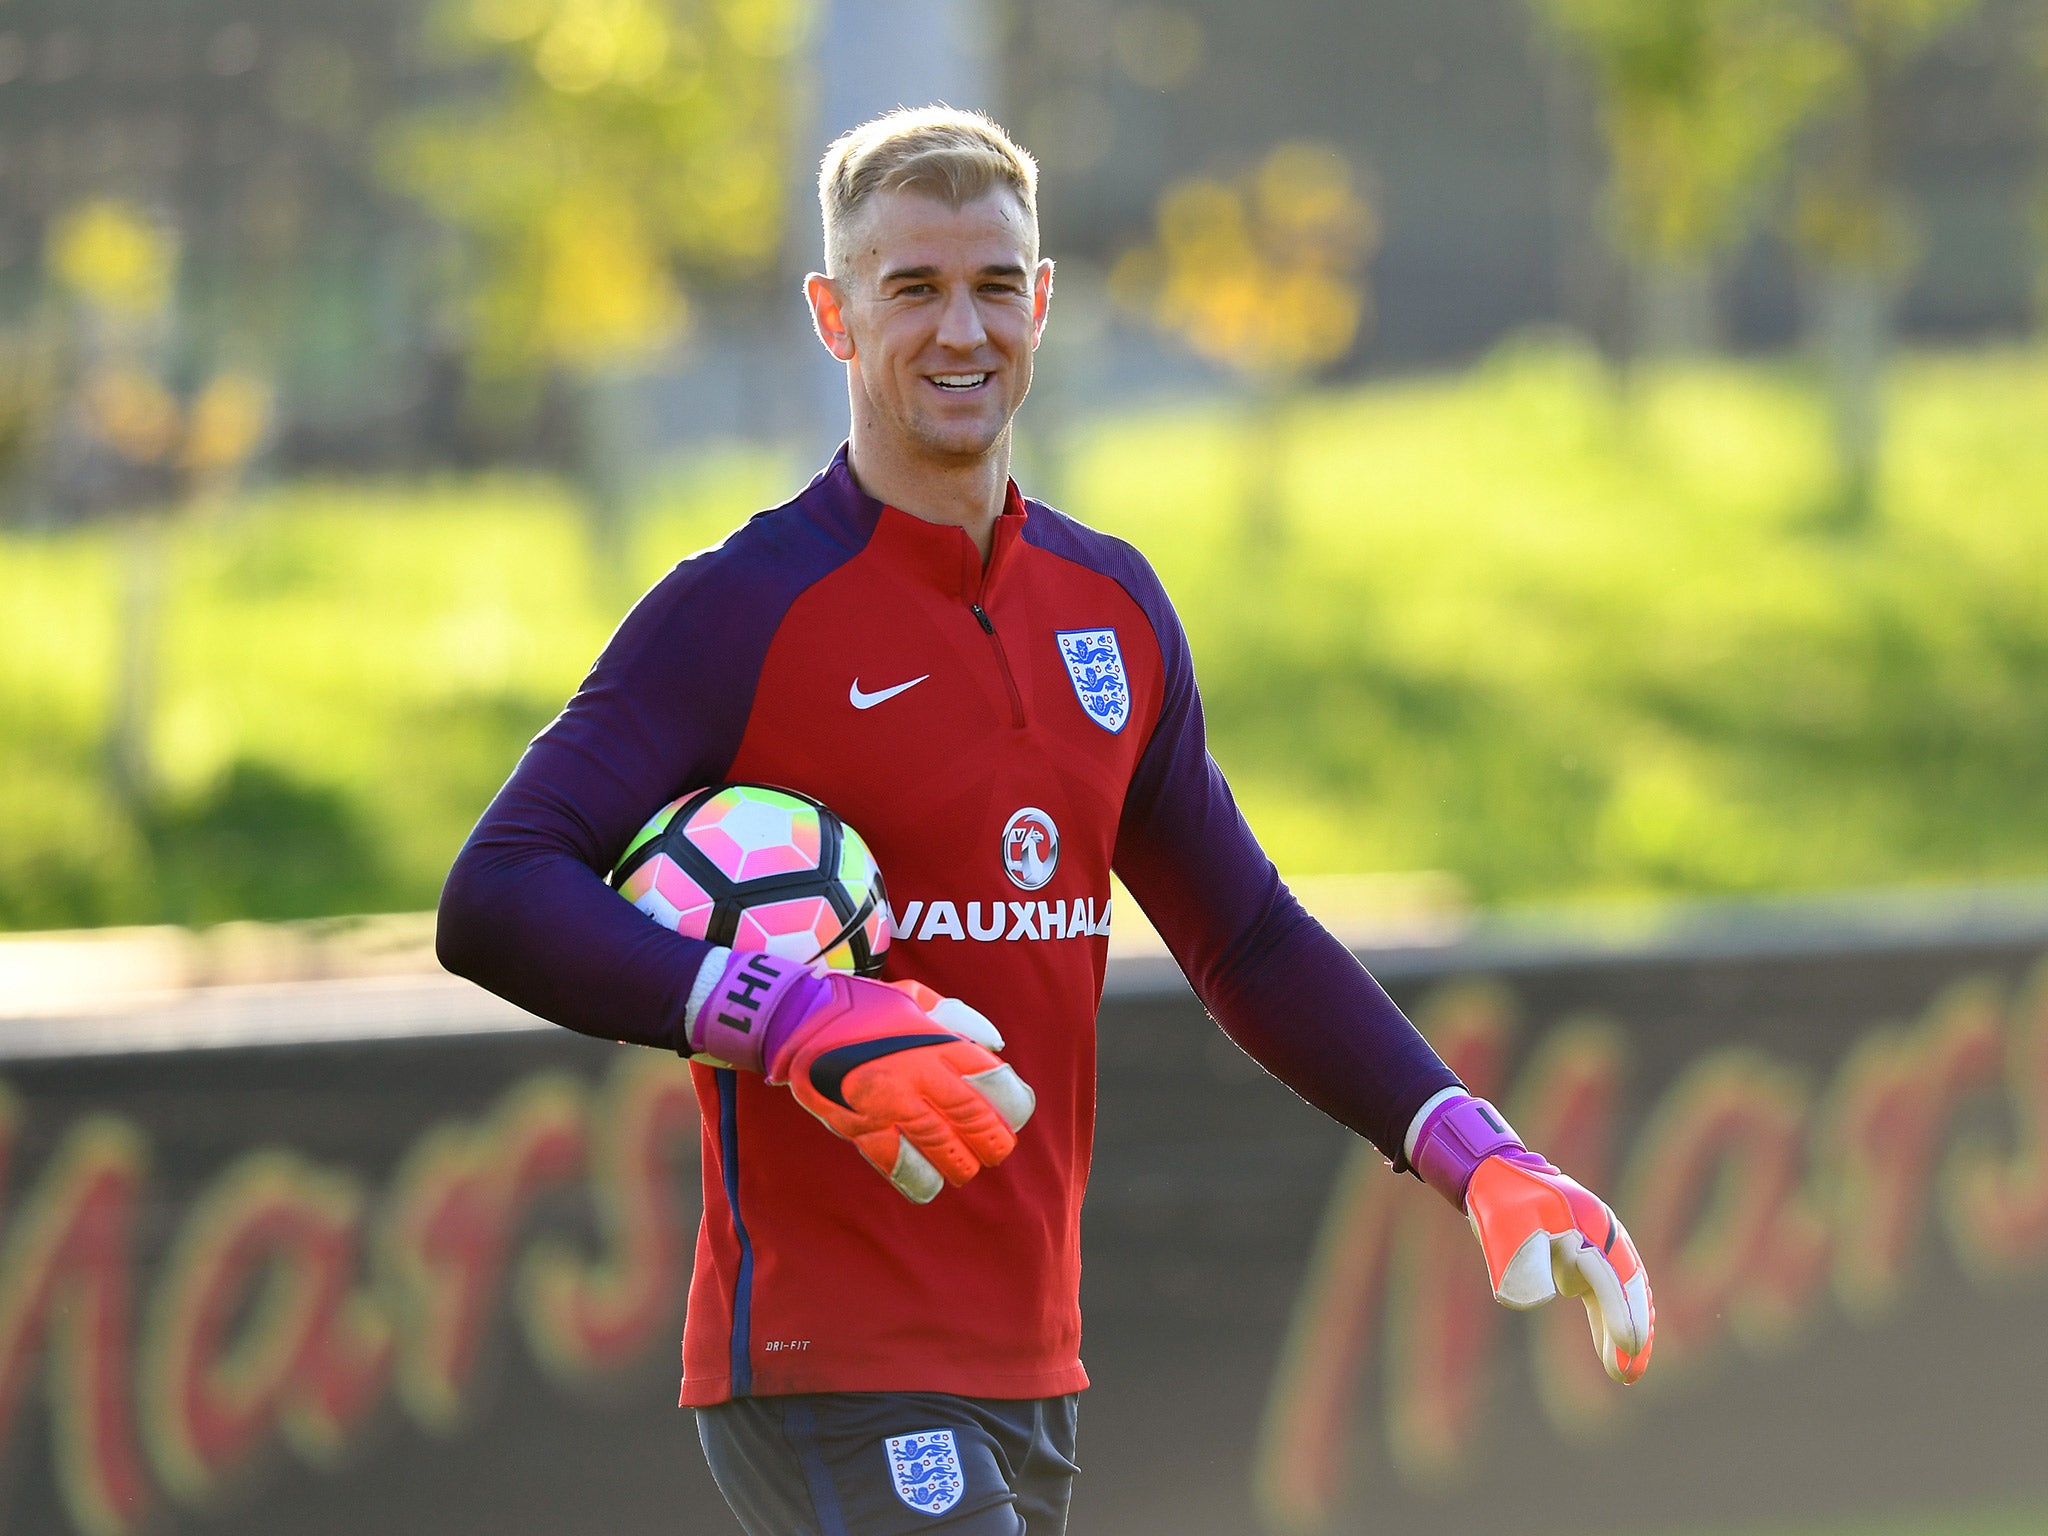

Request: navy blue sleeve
left=1089, top=533, right=1461, bottom=1160
left=436, top=502, right=862, bottom=1050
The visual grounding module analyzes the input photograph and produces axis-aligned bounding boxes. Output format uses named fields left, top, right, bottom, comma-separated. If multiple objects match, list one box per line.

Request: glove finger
left=1553, top=1230, right=1654, bottom=1383
left=1606, top=1216, right=1654, bottom=1384
left=1620, top=1288, right=1657, bottom=1385
left=895, top=1099, right=993, bottom=1186
left=1464, top=1157, right=1573, bottom=1297
left=887, top=1138, right=944, bottom=1204
left=920, top=1065, right=1025, bottom=1166
left=845, top=1125, right=948, bottom=1204
left=812, top=1045, right=1005, bottom=1180
left=928, top=996, right=1004, bottom=1052
left=1580, top=1202, right=1653, bottom=1383
left=880, top=980, right=1006, bottom=1051
left=964, top=1063, right=1035, bottom=1132
left=1484, top=1225, right=1561, bottom=1310
left=918, top=1089, right=1018, bottom=1174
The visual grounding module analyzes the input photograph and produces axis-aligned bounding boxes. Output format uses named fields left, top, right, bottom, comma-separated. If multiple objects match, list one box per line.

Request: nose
left=933, top=283, right=989, bottom=353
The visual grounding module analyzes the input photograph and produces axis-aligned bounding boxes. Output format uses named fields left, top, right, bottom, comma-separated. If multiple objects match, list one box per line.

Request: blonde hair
left=818, top=106, right=1040, bottom=274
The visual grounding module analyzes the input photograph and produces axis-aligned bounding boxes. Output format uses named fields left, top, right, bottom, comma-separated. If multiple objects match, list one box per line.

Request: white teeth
left=932, top=374, right=988, bottom=389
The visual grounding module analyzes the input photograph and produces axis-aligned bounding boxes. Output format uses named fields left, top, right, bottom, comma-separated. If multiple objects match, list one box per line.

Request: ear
left=806, top=272, right=856, bottom=362
left=1030, top=258, right=1054, bottom=349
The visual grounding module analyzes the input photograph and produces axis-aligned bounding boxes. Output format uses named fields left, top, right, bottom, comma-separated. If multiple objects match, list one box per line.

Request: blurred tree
left=1789, top=0, right=1992, bottom=528
left=45, top=200, right=273, bottom=808
left=1531, top=0, right=1835, bottom=357
left=1110, top=141, right=1377, bottom=545
left=381, top=0, right=811, bottom=566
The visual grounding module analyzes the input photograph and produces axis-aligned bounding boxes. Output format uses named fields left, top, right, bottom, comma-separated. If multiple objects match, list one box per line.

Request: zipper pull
left=970, top=603, right=995, bottom=634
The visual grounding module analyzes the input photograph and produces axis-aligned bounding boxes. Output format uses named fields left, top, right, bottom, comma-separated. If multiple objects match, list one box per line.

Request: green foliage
left=0, top=456, right=784, bottom=928
left=3, top=347, right=2048, bottom=930
left=142, top=761, right=389, bottom=927
left=1535, top=0, right=1836, bottom=263
left=1539, top=0, right=1993, bottom=275
left=1789, top=0, right=1992, bottom=273
left=1074, top=340, right=2048, bottom=903
left=380, top=0, right=810, bottom=377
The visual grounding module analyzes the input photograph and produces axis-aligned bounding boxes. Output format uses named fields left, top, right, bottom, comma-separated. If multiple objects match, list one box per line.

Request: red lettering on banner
left=1623, top=1052, right=1828, bottom=1363
left=1383, top=1003, right=1510, bottom=1481
left=280, top=1189, right=391, bottom=1458
left=1951, top=962, right=2048, bottom=1274
left=382, top=1076, right=587, bottom=1430
left=1822, top=982, right=2004, bottom=1316
left=141, top=1152, right=390, bottom=1501
left=0, top=959, right=2039, bottom=1536
left=1249, top=965, right=2048, bottom=1532
left=1252, top=984, right=1512, bottom=1529
left=0, top=1099, right=152, bottom=1536
left=1252, top=1131, right=1403, bottom=1533
left=521, top=1055, right=699, bottom=1378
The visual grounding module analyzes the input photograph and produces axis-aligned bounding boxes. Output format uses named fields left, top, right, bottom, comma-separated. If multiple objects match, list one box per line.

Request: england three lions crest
left=1056, top=628, right=1130, bottom=734
left=885, top=1429, right=966, bottom=1516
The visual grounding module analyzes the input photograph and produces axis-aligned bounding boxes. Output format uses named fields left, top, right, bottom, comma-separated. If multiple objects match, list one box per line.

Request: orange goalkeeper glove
left=688, top=949, right=1035, bottom=1203
left=1409, top=1092, right=1654, bottom=1384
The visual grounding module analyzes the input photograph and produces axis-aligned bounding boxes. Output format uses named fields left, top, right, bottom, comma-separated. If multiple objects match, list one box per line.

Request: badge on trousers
left=884, top=1429, right=966, bottom=1516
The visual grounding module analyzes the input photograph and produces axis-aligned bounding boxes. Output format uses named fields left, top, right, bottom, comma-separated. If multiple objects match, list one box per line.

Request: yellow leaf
left=49, top=200, right=176, bottom=318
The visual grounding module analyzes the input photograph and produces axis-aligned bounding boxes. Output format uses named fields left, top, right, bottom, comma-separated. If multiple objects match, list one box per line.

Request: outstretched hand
left=1463, top=1150, right=1653, bottom=1383
left=1410, top=1093, right=1654, bottom=1384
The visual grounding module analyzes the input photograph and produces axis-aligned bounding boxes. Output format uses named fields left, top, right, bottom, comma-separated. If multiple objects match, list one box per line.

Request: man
left=437, top=106, right=1652, bottom=1536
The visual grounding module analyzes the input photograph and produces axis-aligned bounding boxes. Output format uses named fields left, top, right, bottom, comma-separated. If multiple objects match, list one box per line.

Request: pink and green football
left=609, top=783, right=891, bottom=976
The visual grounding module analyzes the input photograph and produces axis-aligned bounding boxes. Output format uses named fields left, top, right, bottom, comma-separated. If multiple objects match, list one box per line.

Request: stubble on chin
left=901, top=404, right=1009, bottom=464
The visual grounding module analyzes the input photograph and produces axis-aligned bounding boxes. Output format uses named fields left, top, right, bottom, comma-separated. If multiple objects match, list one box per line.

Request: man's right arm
left=436, top=553, right=763, bottom=1052
left=436, top=522, right=1037, bottom=1202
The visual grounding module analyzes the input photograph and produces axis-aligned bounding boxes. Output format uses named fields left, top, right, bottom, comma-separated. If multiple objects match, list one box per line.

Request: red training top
left=437, top=449, right=1459, bottom=1404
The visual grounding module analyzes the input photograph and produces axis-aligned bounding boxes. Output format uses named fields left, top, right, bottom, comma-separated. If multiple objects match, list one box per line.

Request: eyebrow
left=880, top=262, right=1030, bottom=285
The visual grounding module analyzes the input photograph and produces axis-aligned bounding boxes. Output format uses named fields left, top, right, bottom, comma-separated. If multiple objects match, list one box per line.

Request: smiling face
left=808, top=186, right=1053, bottom=470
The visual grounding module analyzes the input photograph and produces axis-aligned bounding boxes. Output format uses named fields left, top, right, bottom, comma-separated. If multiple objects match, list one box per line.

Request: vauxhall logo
left=889, top=894, right=1111, bottom=944
left=1001, top=807, right=1059, bottom=890
left=890, top=807, right=1106, bottom=944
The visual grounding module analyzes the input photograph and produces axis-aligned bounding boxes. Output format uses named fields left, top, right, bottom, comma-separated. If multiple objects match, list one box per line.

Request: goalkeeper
left=437, top=105, right=1651, bottom=1536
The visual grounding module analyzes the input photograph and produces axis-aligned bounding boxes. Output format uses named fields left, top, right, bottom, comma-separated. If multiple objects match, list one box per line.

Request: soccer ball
left=609, top=783, right=891, bottom=976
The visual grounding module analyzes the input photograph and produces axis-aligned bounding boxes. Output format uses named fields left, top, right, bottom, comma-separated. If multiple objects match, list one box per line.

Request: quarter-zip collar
left=811, top=442, right=1028, bottom=603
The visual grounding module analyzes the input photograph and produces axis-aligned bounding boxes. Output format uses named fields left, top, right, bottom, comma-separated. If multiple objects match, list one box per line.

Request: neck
left=845, top=422, right=1012, bottom=563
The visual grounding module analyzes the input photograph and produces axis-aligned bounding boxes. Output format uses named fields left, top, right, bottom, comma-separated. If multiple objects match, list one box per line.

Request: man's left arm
left=1107, top=596, right=1452, bottom=1160
left=1110, top=572, right=1653, bottom=1384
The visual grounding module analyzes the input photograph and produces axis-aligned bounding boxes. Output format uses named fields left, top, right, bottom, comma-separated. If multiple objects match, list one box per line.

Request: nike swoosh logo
left=849, top=674, right=930, bottom=710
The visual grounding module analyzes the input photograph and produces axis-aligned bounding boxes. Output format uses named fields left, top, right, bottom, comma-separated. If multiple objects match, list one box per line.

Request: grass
left=0, top=459, right=779, bottom=929
left=3, top=340, right=2046, bottom=929
left=1073, top=340, right=2048, bottom=903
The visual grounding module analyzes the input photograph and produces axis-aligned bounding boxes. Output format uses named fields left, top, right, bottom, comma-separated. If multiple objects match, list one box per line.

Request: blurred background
left=3, top=0, right=2045, bottom=931
left=4, top=4, right=2048, bottom=1536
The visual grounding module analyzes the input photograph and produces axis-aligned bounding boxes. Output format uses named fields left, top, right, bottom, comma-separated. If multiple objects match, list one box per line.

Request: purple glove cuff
left=687, top=950, right=828, bottom=1074
left=1412, top=1094, right=1528, bottom=1209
